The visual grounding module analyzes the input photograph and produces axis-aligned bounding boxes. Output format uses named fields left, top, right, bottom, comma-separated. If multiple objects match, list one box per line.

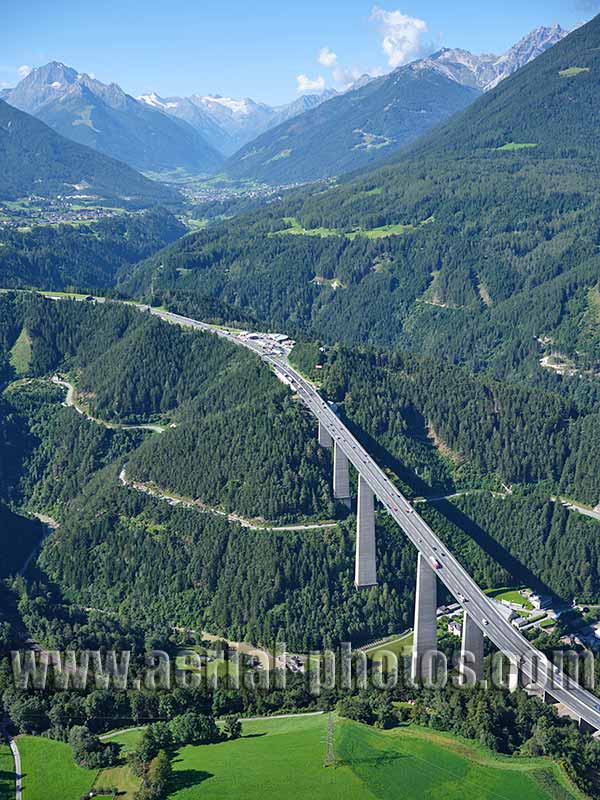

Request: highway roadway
left=141, top=305, right=600, bottom=729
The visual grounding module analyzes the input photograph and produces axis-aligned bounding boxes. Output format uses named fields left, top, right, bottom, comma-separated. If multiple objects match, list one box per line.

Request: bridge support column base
left=355, top=475, right=377, bottom=589
left=411, top=552, right=438, bottom=686
left=579, top=717, right=598, bottom=735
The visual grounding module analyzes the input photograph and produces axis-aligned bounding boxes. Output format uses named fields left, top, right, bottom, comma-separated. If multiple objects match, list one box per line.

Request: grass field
left=273, top=216, right=434, bottom=241
left=18, top=736, right=97, bottom=800
left=495, top=142, right=539, bottom=151
left=485, top=586, right=534, bottom=609
left=12, top=717, right=583, bottom=800
left=559, top=67, right=590, bottom=77
left=94, top=763, right=140, bottom=799
left=8, top=328, right=32, bottom=375
left=364, top=631, right=414, bottom=662
left=0, top=743, right=15, bottom=800
left=166, top=715, right=577, bottom=800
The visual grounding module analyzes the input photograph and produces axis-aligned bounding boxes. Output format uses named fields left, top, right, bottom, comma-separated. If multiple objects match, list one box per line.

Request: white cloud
left=334, top=64, right=363, bottom=86
left=370, top=7, right=428, bottom=68
left=316, top=46, right=362, bottom=89
left=318, top=47, right=338, bottom=67
left=296, top=73, right=326, bottom=93
left=17, top=64, right=32, bottom=78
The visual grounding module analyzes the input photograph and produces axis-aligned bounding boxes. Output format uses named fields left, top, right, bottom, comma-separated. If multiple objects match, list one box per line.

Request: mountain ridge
left=3, top=62, right=223, bottom=174
left=137, top=89, right=338, bottom=155
left=223, top=63, right=480, bottom=183
left=427, top=24, right=569, bottom=91
left=0, top=98, right=176, bottom=205
left=222, top=23, right=570, bottom=184
left=123, top=14, right=600, bottom=377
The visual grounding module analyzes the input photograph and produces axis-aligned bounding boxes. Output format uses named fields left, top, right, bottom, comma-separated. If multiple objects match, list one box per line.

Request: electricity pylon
left=323, top=712, right=336, bottom=768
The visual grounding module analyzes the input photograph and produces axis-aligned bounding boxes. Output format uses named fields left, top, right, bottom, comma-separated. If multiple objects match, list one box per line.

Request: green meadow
left=495, top=142, right=539, bottom=151
left=14, top=715, right=583, bottom=800
left=8, top=328, right=32, bottom=375
left=0, top=743, right=15, bottom=800
left=17, top=736, right=97, bottom=800
left=171, top=715, right=579, bottom=800
left=272, top=216, right=434, bottom=241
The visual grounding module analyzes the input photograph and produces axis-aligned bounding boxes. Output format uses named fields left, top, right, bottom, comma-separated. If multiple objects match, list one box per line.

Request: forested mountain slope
left=308, top=343, right=600, bottom=507
left=4, top=295, right=600, bottom=650
left=0, top=100, right=176, bottom=205
left=225, top=63, right=479, bottom=183
left=6, top=295, right=334, bottom=522
left=3, top=293, right=600, bottom=656
left=125, top=15, right=600, bottom=378
left=0, top=294, right=408, bottom=647
left=0, top=208, right=185, bottom=290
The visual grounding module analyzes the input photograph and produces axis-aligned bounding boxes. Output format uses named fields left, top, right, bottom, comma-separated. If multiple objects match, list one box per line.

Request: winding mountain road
left=146, top=305, right=600, bottom=731
left=51, top=375, right=165, bottom=433
left=34, top=293, right=600, bottom=730
left=118, top=465, right=337, bottom=532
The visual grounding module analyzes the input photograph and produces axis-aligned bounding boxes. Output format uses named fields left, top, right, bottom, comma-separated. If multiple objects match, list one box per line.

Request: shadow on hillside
left=342, top=415, right=557, bottom=600
left=430, top=497, right=556, bottom=598
left=169, top=768, right=213, bottom=792
left=339, top=750, right=405, bottom=768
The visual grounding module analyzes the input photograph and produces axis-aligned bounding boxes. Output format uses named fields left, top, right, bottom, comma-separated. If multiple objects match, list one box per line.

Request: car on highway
left=430, top=557, right=441, bottom=570
left=482, top=619, right=489, bottom=626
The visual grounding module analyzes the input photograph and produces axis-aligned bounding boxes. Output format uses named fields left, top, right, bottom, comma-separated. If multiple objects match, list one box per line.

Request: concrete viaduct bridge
left=146, top=305, right=600, bottom=731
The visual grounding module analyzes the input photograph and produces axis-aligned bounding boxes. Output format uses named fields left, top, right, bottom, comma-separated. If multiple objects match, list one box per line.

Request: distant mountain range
left=224, top=24, right=570, bottom=184
left=225, top=63, right=480, bottom=184
left=427, top=23, right=568, bottom=91
left=0, top=24, right=570, bottom=183
left=0, top=98, right=175, bottom=205
left=127, top=15, right=600, bottom=375
left=137, top=90, right=338, bottom=155
left=1, top=62, right=223, bottom=174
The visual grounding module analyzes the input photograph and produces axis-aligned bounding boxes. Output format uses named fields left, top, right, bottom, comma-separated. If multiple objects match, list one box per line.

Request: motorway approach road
left=142, top=304, right=600, bottom=731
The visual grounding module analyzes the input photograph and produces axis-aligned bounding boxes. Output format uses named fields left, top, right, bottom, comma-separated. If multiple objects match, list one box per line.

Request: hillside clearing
left=9, top=327, right=32, bottom=375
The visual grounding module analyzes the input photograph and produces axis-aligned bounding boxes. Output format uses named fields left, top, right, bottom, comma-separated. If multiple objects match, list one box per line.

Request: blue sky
left=1, top=0, right=597, bottom=104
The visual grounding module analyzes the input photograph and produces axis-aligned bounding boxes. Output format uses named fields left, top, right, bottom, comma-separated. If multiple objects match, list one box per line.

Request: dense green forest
left=310, top=344, right=600, bottom=505
left=0, top=296, right=411, bottom=648
left=39, top=476, right=415, bottom=650
left=122, top=16, right=600, bottom=379
left=2, top=293, right=600, bottom=658
left=0, top=295, right=335, bottom=518
left=7, top=295, right=334, bottom=520
left=0, top=208, right=185, bottom=290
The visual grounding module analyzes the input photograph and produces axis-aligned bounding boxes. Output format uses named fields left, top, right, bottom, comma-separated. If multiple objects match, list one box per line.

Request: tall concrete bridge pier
left=333, top=441, right=351, bottom=508
left=318, top=420, right=333, bottom=448
left=355, top=475, right=377, bottom=588
left=411, top=552, right=438, bottom=685
left=460, top=611, right=484, bottom=684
